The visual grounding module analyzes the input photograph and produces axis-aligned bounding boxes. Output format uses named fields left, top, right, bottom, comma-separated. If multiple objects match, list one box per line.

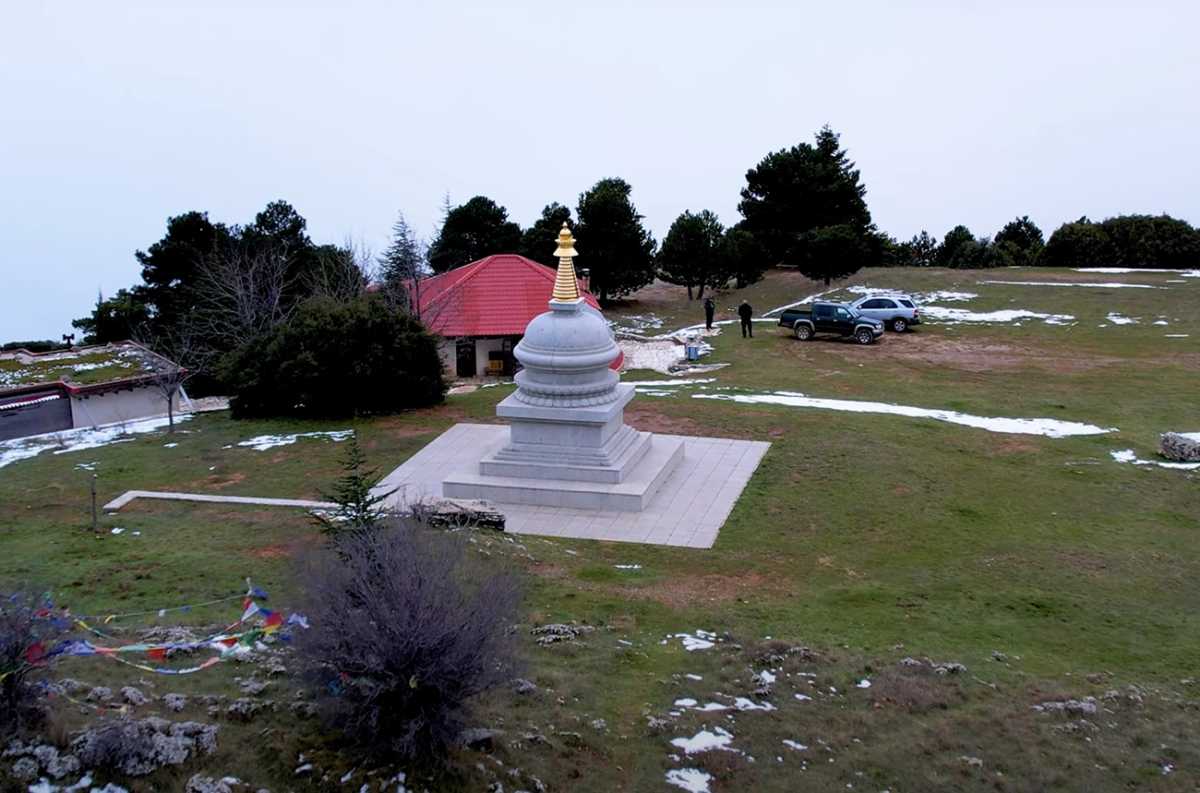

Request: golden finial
left=551, top=222, right=581, bottom=302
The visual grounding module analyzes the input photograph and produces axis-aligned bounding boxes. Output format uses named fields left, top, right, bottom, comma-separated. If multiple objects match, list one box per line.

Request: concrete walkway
left=103, top=490, right=334, bottom=512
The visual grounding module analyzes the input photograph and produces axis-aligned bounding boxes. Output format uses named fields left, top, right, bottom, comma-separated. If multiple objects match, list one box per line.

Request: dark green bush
left=223, top=295, right=446, bottom=419
left=1043, top=214, right=1200, bottom=268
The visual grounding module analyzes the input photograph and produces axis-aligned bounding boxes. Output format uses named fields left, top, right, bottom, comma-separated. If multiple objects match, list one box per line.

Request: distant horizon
left=3, top=1, right=1197, bottom=341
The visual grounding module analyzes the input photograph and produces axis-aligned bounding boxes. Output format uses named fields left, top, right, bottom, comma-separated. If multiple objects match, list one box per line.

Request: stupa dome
left=510, top=224, right=621, bottom=407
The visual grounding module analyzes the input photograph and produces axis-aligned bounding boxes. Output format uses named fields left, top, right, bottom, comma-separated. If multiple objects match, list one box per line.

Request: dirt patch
left=864, top=334, right=1124, bottom=374
left=247, top=544, right=291, bottom=559
left=625, top=406, right=705, bottom=436
left=1056, top=551, right=1110, bottom=576
left=526, top=563, right=789, bottom=609
left=993, top=438, right=1042, bottom=455
left=622, top=571, right=788, bottom=609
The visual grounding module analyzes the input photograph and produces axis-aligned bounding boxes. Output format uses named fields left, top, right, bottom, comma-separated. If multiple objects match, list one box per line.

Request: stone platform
left=373, top=423, right=769, bottom=548
left=448, top=432, right=683, bottom=511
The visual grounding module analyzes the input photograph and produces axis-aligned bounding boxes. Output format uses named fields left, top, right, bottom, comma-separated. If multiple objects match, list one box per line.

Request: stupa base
left=444, top=433, right=683, bottom=511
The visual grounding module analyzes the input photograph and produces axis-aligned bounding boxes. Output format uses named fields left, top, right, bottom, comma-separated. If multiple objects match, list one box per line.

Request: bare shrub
left=295, top=520, right=524, bottom=764
left=0, top=588, right=68, bottom=734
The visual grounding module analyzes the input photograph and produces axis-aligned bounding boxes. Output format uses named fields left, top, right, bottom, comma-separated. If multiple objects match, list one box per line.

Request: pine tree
left=315, top=435, right=394, bottom=541
left=378, top=211, right=426, bottom=311
left=575, top=178, right=657, bottom=303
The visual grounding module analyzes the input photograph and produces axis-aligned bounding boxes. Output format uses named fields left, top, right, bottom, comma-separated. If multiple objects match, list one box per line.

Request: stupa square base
left=448, top=432, right=682, bottom=510
left=372, top=423, right=770, bottom=548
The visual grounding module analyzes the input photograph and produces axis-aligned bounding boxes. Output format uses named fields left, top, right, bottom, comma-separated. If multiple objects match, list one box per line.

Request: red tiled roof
left=415, top=254, right=604, bottom=337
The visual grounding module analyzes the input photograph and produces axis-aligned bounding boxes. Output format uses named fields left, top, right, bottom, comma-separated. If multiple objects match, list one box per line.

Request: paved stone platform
left=373, top=423, right=769, bottom=548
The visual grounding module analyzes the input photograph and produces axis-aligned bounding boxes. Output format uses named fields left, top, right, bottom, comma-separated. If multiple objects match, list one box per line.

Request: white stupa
left=443, top=224, right=684, bottom=510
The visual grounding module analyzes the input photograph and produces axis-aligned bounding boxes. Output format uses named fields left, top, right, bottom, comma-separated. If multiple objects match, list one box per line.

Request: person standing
left=703, top=296, right=716, bottom=330
left=738, top=300, right=754, bottom=338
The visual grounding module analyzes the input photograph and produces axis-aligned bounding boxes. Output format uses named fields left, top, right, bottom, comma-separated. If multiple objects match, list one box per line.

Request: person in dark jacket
left=703, top=296, right=716, bottom=330
left=738, top=300, right=754, bottom=338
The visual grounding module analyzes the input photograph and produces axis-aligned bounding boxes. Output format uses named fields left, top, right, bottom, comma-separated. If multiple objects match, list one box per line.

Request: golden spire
left=551, top=222, right=581, bottom=302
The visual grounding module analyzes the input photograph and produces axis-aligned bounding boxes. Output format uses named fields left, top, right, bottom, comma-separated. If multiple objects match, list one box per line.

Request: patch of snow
left=614, top=564, right=643, bottom=570
left=674, top=698, right=698, bottom=707
left=685, top=673, right=703, bottom=681
left=1165, top=334, right=1190, bottom=338
left=782, top=739, right=809, bottom=751
left=237, top=429, right=353, bottom=451
left=625, top=378, right=717, bottom=388
left=665, top=768, right=713, bottom=793
left=733, top=697, right=777, bottom=711
left=110, top=527, right=124, bottom=535
left=979, top=279, right=1164, bottom=289
left=857, top=679, right=872, bottom=689
left=0, top=415, right=192, bottom=470
left=673, top=630, right=718, bottom=651
left=1153, top=320, right=1169, bottom=325
left=921, top=306, right=1075, bottom=325
left=762, top=289, right=838, bottom=317
left=671, top=726, right=736, bottom=754
left=1074, top=267, right=1200, bottom=276
left=794, top=693, right=812, bottom=701
left=1105, top=313, right=1138, bottom=325
left=693, top=392, right=1115, bottom=438
left=756, top=670, right=777, bottom=685
left=1110, top=448, right=1200, bottom=471
left=845, top=285, right=979, bottom=303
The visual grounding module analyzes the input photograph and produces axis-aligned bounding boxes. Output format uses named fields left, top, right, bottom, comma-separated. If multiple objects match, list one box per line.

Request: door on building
left=456, top=340, right=476, bottom=378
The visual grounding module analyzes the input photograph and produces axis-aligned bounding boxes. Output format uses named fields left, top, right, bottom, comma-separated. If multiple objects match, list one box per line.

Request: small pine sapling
left=314, top=435, right=394, bottom=540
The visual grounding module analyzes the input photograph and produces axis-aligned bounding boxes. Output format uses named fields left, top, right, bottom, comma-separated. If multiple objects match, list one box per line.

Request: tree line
left=73, top=200, right=446, bottom=418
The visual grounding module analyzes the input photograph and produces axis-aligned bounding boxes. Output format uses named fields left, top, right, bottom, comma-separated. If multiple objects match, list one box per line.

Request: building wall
left=436, top=337, right=515, bottom=379
left=437, top=340, right=456, bottom=375
left=68, top=385, right=180, bottom=429
left=0, top=392, right=72, bottom=441
left=473, top=338, right=508, bottom=377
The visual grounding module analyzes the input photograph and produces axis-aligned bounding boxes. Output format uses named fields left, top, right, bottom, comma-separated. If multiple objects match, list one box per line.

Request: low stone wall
left=1160, top=432, right=1200, bottom=462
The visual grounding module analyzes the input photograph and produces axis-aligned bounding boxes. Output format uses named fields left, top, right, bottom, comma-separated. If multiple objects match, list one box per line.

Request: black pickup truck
left=777, top=302, right=885, bottom=345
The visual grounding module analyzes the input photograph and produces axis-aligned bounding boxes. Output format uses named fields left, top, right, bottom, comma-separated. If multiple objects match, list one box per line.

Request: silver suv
left=849, top=294, right=921, bottom=332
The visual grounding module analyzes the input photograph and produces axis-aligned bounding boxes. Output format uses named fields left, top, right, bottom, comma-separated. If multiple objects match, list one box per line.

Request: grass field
left=1, top=267, right=1197, bottom=791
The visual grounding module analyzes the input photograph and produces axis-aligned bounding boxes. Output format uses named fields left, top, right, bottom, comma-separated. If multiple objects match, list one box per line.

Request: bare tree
left=306, top=237, right=373, bottom=304
left=132, top=326, right=212, bottom=432
left=191, top=241, right=296, bottom=349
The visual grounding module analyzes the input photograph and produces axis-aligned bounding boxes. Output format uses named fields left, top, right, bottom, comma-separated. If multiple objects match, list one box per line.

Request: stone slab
left=372, top=423, right=770, bottom=548
left=446, top=434, right=683, bottom=510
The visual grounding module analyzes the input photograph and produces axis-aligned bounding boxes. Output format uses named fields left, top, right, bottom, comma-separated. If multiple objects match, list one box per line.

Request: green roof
left=0, top=343, right=159, bottom=390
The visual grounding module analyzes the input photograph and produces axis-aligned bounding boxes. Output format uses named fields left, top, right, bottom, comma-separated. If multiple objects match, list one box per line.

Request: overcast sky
left=2, top=1, right=1197, bottom=341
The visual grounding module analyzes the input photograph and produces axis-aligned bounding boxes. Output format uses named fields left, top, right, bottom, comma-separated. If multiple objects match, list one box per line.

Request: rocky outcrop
left=71, top=718, right=219, bottom=776
left=1161, top=432, right=1200, bottom=462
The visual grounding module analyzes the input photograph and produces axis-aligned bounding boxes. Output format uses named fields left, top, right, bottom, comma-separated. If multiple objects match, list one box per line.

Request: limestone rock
left=163, top=693, right=187, bottom=712
left=226, top=698, right=264, bottom=721
left=10, top=756, right=39, bottom=781
left=187, top=774, right=242, bottom=793
left=121, top=686, right=149, bottom=706
left=87, top=686, right=113, bottom=703
left=32, top=745, right=80, bottom=779
left=459, top=728, right=503, bottom=751
left=530, top=623, right=595, bottom=646
left=511, top=678, right=537, bottom=695
left=416, top=498, right=506, bottom=531
left=71, top=717, right=219, bottom=777
left=1161, top=432, right=1200, bottom=462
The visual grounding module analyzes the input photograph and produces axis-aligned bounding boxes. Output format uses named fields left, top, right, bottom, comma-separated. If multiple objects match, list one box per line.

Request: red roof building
left=411, top=254, right=621, bottom=378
